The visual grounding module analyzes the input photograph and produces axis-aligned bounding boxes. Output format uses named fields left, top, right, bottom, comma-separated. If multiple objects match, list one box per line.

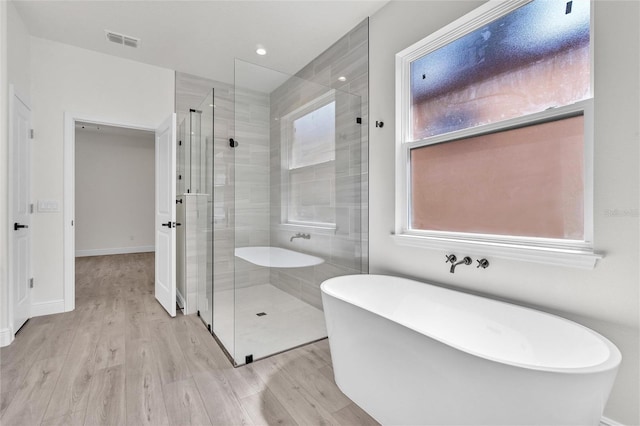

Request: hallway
left=0, top=253, right=377, bottom=425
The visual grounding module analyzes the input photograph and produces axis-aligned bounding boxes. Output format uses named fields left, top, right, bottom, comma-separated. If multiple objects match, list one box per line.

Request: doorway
left=63, top=114, right=171, bottom=313
left=74, top=122, right=155, bottom=258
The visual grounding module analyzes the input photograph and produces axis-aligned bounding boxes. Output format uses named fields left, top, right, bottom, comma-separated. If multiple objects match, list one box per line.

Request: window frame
left=394, top=0, right=601, bottom=268
left=280, top=89, right=337, bottom=230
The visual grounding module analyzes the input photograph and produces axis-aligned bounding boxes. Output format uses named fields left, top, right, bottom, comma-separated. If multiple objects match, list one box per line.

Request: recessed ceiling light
left=338, top=76, right=347, bottom=82
left=256, top=46, right=267, bottom=56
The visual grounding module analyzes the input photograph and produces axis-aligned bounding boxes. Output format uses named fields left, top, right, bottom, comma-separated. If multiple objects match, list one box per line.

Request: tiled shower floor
left=213, top=283, right=327, bottom=364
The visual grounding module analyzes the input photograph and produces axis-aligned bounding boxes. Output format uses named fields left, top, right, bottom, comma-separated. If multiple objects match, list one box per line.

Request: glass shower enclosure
left=176, top=91, right=214, bottom=322
left=220, top=60, right=364, bottom=365
left=180, top=60, right=366, bottom=366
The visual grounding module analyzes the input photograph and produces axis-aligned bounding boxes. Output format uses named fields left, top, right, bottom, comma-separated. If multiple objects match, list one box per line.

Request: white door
left=155, top=114, right=177, bottom=316
left=10, top=89, right=31, bottom=333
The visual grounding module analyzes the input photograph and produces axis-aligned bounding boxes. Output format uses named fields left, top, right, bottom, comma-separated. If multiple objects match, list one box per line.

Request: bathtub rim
left=321, top=274, right=622, bottom=375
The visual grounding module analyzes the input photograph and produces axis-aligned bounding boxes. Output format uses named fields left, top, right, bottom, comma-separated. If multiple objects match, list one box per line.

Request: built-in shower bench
left=234, top=246, right=324, bottom=268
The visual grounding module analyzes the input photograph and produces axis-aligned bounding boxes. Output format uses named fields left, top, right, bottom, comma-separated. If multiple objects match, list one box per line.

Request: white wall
left=369, top=1, right=639, bottom=424
left=30, top=37, right=174, bottom=312
left=8, top=1, right=30, bottom=101
left=75, top=127, right=155, bottom=256
left=0, top=0, right=10, bottom=345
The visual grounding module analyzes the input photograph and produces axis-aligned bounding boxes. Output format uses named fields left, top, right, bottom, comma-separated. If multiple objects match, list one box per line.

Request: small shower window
left=290, top=101, right=335, bottom=168
left=395, top=0, right=599, bottom=267
left=282, top=91, right=336, bottom=228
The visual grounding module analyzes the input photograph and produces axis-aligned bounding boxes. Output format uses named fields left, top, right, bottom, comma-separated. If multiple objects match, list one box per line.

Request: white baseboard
left=601, top=416, right=624, bottom=426
left=75, top=245, right=155, bottom=257
left=31, top=299, right=66, bottom=317
left=0, top=328, right=14, bottom=347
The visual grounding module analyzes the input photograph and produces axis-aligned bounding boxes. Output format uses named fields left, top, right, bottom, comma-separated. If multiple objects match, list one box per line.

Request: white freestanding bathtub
left=321, top=274, right=621, bottom=426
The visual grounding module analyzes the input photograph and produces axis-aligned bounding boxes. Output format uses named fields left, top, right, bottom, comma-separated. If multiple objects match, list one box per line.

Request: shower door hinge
left=29, top=129, right=34, bottom=139
left=356, top=117, right=362, bottom=124
left=29, top=278, right=34, bottom=288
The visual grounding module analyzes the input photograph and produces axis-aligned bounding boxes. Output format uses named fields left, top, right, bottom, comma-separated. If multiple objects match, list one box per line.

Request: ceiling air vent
left=123, top=36, right=139, bottom=48
left=105, top=30, right=140, bottom=48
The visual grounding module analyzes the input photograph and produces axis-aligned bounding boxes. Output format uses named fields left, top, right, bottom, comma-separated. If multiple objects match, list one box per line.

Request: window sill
left=278, top=222, right=337, bottom=235
left=391, top=233, right=603, bottom=269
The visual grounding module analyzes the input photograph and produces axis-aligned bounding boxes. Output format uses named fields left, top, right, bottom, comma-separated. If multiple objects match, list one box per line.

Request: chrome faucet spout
left=450, top=256, right=472, bottom=273
left=290, top=232, right=310, bottom=242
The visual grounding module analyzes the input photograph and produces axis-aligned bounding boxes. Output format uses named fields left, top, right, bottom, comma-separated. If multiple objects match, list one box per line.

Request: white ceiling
left=13, top=0, right=388, bottom=86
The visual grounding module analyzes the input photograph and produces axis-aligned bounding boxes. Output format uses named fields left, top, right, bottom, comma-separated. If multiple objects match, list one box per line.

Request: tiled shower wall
left=268, top=18, right=369, bottom=309
left=175, top=72, right=271, bottom=296
left=175, top=73, right=235, bottom=317
left=233, top=87, right=271, bottom=288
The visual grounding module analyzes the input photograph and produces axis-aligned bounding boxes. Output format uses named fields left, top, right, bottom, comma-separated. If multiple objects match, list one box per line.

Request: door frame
left=7, top=84, right=31, bottom=343
left=63, top=112, right=156, bottom=312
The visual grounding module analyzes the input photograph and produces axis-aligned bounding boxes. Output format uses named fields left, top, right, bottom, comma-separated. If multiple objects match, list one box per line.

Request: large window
left=282, top=91, right=336, bottom=227
left=395, top=0, right=599, bottom=267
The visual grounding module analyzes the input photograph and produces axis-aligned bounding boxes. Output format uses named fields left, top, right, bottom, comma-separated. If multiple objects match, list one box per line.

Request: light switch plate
left=38, top=200, right=60, bottom=213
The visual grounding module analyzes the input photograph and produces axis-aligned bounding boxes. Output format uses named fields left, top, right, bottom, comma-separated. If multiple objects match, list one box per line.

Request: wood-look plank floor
left=0, top=253, right=378, bottom=426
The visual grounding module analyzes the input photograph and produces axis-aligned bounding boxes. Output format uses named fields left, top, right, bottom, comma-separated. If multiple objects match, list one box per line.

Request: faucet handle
left=445, top=254, right=457, bottom=264
left=476, top=258, right=490, bottom=269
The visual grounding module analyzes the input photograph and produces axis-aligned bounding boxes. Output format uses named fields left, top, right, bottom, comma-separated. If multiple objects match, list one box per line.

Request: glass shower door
left=231, top=59, right=363, bottom=365
left=211, top=87, right=235, bottom=358
left=185, top=91, right=214, bottom=332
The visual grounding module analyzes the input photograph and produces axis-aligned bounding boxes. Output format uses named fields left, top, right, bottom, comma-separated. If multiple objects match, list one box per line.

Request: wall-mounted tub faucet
left=449, top=256, right=472, bottom=274
left=446, top=254, right=489, bottom=273
left=290, top=233, right=310, bottom=242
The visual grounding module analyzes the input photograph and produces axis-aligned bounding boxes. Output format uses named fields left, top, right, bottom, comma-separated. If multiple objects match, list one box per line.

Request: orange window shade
left=410, top=115, right=584, bottom=240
